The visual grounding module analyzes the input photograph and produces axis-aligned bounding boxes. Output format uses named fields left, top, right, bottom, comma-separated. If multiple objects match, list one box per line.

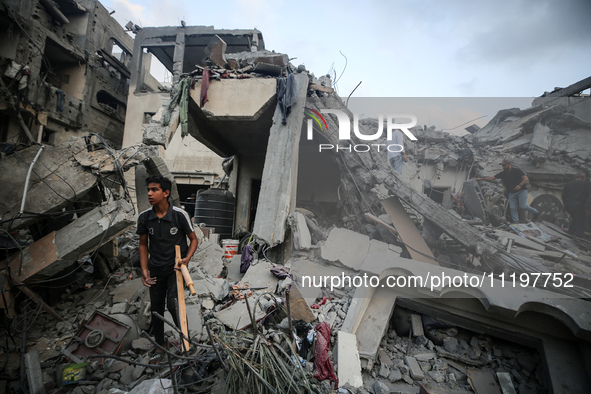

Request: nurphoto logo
left=304, top=108, right=418, bottom=153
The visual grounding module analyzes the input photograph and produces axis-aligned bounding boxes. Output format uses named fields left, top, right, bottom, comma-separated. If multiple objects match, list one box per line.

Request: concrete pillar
left=172, top=30, right=185, bottom=84
left=252, top=73, right=308, bottom=246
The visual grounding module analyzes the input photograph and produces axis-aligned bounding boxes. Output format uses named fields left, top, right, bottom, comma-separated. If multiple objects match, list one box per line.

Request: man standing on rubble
left=562, top=171, right=591, bottom=237
left=474, top=159, right=540, bottom=224
left=387, top=128, right=408, bottom=174
left=137, top=175, right=198, bottom=348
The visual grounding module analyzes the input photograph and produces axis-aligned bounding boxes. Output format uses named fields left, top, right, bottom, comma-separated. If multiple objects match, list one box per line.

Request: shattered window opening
left=109, top=38, right=130, bottom=67
left=96, top=90, right=126, bottom=119
left=40, top=37, right=86, bottom=100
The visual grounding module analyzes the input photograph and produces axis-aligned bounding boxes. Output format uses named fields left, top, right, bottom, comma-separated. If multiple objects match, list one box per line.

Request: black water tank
left=193, top=189, right=235, bottom=240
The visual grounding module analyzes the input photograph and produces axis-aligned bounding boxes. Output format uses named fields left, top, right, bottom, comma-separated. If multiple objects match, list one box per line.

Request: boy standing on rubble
left=137, top=175, right=198, bottom=347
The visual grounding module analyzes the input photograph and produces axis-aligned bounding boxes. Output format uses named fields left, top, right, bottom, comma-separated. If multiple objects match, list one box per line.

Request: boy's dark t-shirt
left=495, top=167, right=526, bottom=191
left=137, top=205, right=194, bottom=268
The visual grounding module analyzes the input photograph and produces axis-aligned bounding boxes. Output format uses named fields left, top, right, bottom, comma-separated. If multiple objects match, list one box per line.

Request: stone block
left=404, top=356, right=425, bottom=380
left=337, top=331, right=363, bottom=388
left=131, top=338, right=152, bottom=352
left=291, top=212, right=312, bottom=249
left=414, top=352, right=436, bottom=362
left=389, top=368, right=402, bottom=382
left=186, top=305, right=203, bottom=335
left=110, top=302, right=127, bottom=314
left=192, top=243, right=224, bottom=277
left=379, top=363, right=390, bottom=378
left=411, top=314, right=424, bottom=337
left=356, top=287, right=397, bottom=359
left=214, top=298, right=266, bottom=330
left=378, top=349, right=393, bottom=366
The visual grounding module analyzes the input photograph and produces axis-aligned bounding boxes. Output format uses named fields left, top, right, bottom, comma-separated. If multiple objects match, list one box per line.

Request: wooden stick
left=180, top=265, right=196, bottom=295
left=364, top=212, right=400, bottom=236
left=175, top=245, right=190, bottom=353
left=9, top=274, right=64, bottom=322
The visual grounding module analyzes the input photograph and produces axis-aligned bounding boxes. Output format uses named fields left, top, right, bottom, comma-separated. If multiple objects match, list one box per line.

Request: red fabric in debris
left=311, top=296, right=331, bottom=309
left=313, top=322, right=338, bottom=388
left=200, top=69, right=211, bottom=108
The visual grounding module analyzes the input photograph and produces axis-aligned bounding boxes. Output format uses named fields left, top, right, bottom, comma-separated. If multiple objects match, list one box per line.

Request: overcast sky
left=102, top=0, right=591, bottom=130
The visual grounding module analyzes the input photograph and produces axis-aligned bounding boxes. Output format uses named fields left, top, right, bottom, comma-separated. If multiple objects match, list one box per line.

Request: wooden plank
left=9, top=275, right=64, bottom=322
left=175, top=245, right=190, bottom=352
left=381, top=197, right=438, bottom=265
left=365, top=212, right=399, bottom=236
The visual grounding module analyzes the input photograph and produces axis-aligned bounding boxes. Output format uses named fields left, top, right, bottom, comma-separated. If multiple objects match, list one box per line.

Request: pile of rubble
left=0, top=217, right=554, bottom=394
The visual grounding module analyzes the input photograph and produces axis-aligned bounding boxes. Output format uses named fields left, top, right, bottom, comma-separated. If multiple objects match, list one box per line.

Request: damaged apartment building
left=1, top=7, right=591, bottom=393
left=0, top=0, right=133, bottom=148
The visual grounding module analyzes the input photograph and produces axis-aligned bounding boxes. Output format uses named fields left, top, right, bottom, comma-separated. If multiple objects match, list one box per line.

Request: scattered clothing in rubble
left=240, top=243, right=254, bottom=273
left=276, top=70, right=296, bottom=124
left=293, top=319, right=314, bottom=359
left=270, top=264, right=291, bottom=279
left=562, top=172, right=591, bottom=237
left=200, top=69, right=211, bottom=108
left=56, top=89, right=65, bottom=112
left=313, top=322, right=338, bottom=389
left=311, top=296, right=330, bottom=309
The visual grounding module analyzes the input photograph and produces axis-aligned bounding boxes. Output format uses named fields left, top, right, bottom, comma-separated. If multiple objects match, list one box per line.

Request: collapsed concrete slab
left=381, top=197, right=438, bottom=266
left=8, top=199, right=135, bottom=281
left=471, top=106, right=555, bottom=146
left=241, top=260, right=278, bottom=291
left=353, top=286, right=397, bottom=360
left=338, top=249, right=591, bottom=391
left=530, top=122, right=551, bottom=152
left=305, top=95, right=511, bottom=272
left=321, top=228, right=371, bottom=270
left=214, top=298, right=267, bottom=330
left=0, top=138, right=98, bottom=231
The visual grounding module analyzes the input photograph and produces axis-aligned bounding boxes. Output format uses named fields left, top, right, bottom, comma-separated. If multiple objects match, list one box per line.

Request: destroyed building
left=0, top=0, right=133, bottom=148
left=1, top=7, right=591, bottom=393
left=120, top=26, right=269, bottom=205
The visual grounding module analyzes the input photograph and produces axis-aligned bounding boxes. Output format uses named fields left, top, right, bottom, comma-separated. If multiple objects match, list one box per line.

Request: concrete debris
left=289, top=212, right=313, bottom=250
left=0, top=138, right=102, bottom=231
left=9, top=198, right=135, bottom=281
left=321, top=227, right=371, bottom=270
left=2, top=6, right=591, bottom=392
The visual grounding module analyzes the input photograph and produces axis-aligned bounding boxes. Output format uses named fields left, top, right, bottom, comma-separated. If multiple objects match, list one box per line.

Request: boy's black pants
left=149, top=265, right=180, bottom=345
